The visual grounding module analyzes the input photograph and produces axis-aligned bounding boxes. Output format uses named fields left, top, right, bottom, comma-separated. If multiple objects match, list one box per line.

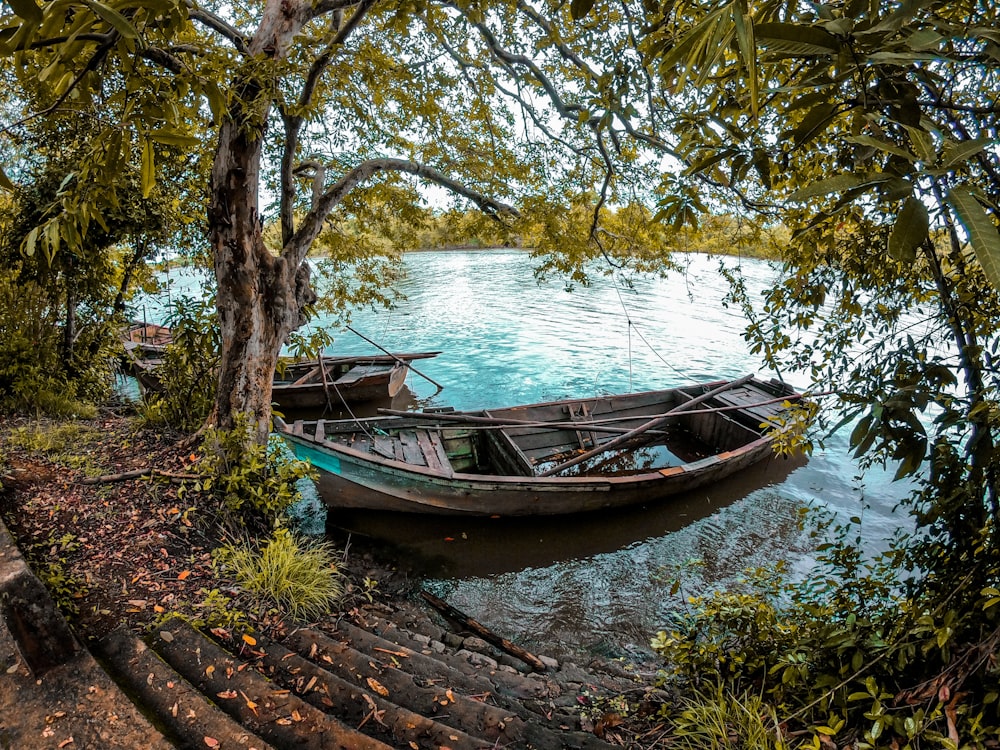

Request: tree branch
left=284, top=157, right=518, bottom=266
left=186, top=1, right=250, bottom=55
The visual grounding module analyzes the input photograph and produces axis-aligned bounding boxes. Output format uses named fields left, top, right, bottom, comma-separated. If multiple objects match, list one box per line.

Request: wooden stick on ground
left=419, top=590, right=548, bottom=672
left=78, top=468, right=199, bottom=485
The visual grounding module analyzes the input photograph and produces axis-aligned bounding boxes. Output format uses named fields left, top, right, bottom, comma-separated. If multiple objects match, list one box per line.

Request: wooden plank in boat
left=714, top=385, right=788, bottom=422
left=371, top=434, right=398, bottom=460
left=416, top=429, right=453, bottom=476
left=291, top=366, right=322, bottom=386
left=399, top=430, right=425, bottom=465
left=337, top=364, right=391, bottom=386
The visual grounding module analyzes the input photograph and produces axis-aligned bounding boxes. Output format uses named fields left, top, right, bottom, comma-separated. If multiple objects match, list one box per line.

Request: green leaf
left=845, top=134, right=914, bottom=162
left=888, top=196, right=929, bottom=262
left=0, top=165, right=14, bottom=191
left=82, top=0, right=138, bottom=40
left=755, top=22, right=840, bottom=55
left=149, top=129, right=202, bottom=148
left=23, top=226, right=39, bottom=257
left=789, top=102, right=837, bottom=147
left=942, top=136, right=994, bottom=169
left=141, top=137, right=155, bottom=198
left=570, top=0, right=596, bottom=20
left=949, top=185, right=1000, bottom=292
left=788, top=173, right=889, bottom=201
left=7, top=0, right=43, bottom=25
left=904, top=125, right=936, bottom=163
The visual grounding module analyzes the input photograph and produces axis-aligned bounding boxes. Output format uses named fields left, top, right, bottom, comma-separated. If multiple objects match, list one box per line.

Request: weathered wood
left=419, top=590, right=548, bottom=672
left=537, top=374, right=757, bottom=477
left=276, top=378, right=803, bottom=516
left=347, top=325, right=444, bottom=392
left=78, top=468, right=199, bottom=485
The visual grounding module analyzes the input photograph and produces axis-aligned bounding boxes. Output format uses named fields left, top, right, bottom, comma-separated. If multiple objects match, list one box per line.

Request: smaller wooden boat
left=124, top=346, right=442, bottom=412
left=275, top=375, right=804, bottom=517
left=272, top=352, right=441, bottom=411
left=122, top=321, right=172, bottom=357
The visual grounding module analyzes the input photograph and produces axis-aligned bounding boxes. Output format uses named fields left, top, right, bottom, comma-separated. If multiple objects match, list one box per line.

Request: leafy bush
left=213, top=528, right=344, bottom=622
left=0, top=273, right=98, bottom=416
left=188, top=413, right=316, bottom=529
left=137, top=295, right=219, bottom=432
left=651, top=517, right=1000, bottom=749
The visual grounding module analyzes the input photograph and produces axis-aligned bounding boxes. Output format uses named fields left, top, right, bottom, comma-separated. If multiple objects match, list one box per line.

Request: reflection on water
left=147, top=250, right=913, bottom=663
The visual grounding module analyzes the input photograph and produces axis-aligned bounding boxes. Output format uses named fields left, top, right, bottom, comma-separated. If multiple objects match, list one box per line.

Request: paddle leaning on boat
left=274, top=375, right=805, bottom=517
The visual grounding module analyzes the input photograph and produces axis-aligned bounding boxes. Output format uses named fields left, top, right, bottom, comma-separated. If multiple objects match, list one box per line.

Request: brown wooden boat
left=122, top=321, right=173, bottom=357
left=125, top=349, right=441, bottom=411
left=271, top=352, right=441, bottom=411
left=274, top=375, right=803, bottom=517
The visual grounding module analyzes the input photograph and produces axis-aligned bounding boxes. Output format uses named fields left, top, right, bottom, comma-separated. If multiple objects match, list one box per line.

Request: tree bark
left=207, top=0, right=317, bottom=444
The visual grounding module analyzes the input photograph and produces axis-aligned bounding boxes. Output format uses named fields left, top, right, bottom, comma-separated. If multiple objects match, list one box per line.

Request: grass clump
left=668, top=687, right=787, bottom=750
left=214, top=528, right=344, bottom=622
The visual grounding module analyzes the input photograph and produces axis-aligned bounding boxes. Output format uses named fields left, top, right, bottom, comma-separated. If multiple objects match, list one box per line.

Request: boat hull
left=285, top=431, right=781, bottom=516
left=278, top=376, right=803, bottom=517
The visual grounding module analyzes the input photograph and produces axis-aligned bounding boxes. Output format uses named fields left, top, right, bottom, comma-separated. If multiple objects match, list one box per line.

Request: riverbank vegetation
left=2, top=0, right=1000, bottom=747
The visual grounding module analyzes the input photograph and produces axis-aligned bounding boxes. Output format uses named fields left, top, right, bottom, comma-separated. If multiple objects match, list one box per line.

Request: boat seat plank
left=416, top=429, right=453, bottom=476
left=338, top=364, right=391, bottom=386
left=371, top=434, right=397, bottom=460
left=399, top=431, right=426, bottom=465
left=291, top=366, right=322, bottom=386
left=714, top=386, right=789, bottom=422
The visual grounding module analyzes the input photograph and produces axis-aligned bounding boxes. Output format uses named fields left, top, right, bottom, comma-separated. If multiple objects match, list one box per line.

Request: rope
left=610, top=277, right=689, bottom=383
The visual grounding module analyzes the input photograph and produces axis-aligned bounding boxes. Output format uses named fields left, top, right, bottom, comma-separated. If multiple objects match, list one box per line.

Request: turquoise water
left=141, top=250, right=913, bottom=663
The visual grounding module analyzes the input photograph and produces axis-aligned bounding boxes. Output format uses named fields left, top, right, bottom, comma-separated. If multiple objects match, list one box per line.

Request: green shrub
left=137, top=295, right=219, bottom=432
left=651, top=515, right=1000, bottom=749
left=188, top=413, right=316, bottom=529
left=213, top=528, right=344, bottom=622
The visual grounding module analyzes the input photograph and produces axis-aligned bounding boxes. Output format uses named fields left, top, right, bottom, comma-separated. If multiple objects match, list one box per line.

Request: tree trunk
left=208, top=121, right=307, bottom=443
left=206, top=0, right=316, bottom=445
left=62, top=278, right=77, bottom=367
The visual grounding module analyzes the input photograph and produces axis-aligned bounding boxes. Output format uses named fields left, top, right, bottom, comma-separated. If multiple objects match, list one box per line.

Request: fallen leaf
left=177, top=570, right=191, bottom=580
left=240, top=690, right=259, bottom=716
left=216, top=690, right=237, bottom=699
left=242, top=634, right=257, bottom=646
left=203, top=738, right=219, bottom=748
left=159, top=631, right=174, bottom=642
left=367, top=677, right=389, bottom=697
left=205, top=665, right=215, bottom=677
left=276, top=718, right=292, bottom=726
left=58, top=738, right=74, bottom=748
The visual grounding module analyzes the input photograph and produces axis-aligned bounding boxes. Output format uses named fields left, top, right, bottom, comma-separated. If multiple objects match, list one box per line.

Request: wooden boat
left=272, top=352, right=441, bottom=411
left=275, top=375, right=804, bottom=517
left=125, top=348, right=442, bottom=411
left=121, top=321, right=172, bottom=357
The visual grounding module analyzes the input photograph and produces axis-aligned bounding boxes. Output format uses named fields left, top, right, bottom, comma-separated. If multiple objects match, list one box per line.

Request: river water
left=148, top=250, right=911, bottom=664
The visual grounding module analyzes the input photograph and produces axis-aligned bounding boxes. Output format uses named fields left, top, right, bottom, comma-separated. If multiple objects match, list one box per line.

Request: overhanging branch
left=283, top=157, right=518, bottom=266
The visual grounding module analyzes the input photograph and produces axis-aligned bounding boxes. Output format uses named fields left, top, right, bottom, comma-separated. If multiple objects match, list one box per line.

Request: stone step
left=151, top=617, right=391, bottom=750
left=220, top=625, right=492, bottom=750
left=96, top=626, right=275, bottom=750
left=284, top=624, right=619, bottom=750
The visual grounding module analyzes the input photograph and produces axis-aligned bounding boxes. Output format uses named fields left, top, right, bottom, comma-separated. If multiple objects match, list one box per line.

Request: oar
left=376, top=407, right=672, bottom=436
left=346, top=325, right=445, bottom=393
left=536, top=374, right=757, bottom=477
